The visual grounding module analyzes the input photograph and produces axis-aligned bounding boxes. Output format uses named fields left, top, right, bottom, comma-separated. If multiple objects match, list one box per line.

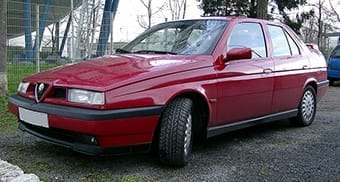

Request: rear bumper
left=316, top=80, right=329, bottom=102
left=8, top=95, right=164, bottom=155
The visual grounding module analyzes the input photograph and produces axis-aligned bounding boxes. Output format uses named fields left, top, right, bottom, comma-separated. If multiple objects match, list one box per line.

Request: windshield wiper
left=133, top=50, right=177, bottom=55
left=115, top=48, right=131, bottom=53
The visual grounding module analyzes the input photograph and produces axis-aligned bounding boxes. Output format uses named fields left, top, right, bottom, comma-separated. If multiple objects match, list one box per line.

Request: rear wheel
left=329, top=80, right=334, bottom=86
left=158, top=97, right=193, bottom=167
left=292, top=86, right=316, bottom=126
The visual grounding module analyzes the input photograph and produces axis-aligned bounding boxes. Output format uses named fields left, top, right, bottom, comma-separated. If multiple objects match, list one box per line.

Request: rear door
left=268, top=24, right=310, bottom=113
left=215, top=22, right=274, bottom=126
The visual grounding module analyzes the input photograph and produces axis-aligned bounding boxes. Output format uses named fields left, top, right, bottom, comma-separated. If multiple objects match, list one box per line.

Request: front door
left=215, top=22, right=274, bottom=126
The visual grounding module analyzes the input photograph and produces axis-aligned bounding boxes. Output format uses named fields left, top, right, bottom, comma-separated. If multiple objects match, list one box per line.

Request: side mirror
left=225, top=48, right=252, bottom=62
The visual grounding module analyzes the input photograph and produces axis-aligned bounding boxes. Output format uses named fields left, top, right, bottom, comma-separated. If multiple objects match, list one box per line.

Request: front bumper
left=8, top=95, right=164, bottom=155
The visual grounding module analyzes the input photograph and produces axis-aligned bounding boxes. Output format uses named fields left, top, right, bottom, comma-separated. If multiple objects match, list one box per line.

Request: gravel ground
left=0, top=86, right=339, bottom=181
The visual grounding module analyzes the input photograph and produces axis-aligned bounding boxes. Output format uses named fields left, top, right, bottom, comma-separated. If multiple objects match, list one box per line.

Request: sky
left=111, top=0, right=203, bottom=42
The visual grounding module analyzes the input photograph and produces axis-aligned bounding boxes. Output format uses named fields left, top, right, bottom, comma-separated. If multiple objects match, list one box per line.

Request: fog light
left=78, top=135, right=98, bottom=145
left=90, top=137, right=97, bottom=144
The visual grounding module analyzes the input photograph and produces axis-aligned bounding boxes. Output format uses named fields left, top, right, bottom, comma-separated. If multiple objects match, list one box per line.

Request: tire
left=329, top=80, right=334, bottom=86
left=158, top=97, right=193, bottom=167
left=292, top=86, right=317, bottom=126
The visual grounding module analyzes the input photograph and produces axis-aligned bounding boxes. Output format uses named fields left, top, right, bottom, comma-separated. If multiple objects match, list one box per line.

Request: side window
left=268, top=25, right=291, bottom=57
left=227, top=23, right=267, bottom=58
left=285, top=31, right=300, bottom=55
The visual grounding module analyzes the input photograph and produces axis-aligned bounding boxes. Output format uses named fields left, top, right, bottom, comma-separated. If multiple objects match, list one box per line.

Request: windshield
left=330, top=45, right=340, bottom=58
left=120, top=19, right=228, bottom=55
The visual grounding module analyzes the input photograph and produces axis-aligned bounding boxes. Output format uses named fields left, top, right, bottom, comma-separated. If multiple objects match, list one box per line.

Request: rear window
left=330, top=45, right=340, bottom=58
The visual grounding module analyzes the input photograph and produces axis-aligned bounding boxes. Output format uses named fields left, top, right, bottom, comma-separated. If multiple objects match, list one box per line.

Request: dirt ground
left=0, top=85, right=339, bottom=181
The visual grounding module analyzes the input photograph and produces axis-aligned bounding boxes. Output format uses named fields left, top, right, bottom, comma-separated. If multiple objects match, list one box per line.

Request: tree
left=256, top=0, right=267, bottom=19
left=168, top=0, right=187, bottom=20
left=304, top=0, right=338, bottom=53
left=328, top=0, right=340, bottom=22
left=198, top=0, right=249, bottom=17
left=137, top=0, right=167, bottom=29
left=0, top=0, right=7, bottom=96
left=317, top=0, right=325, bottom=46
left=198, top=0, right=311, bottom=34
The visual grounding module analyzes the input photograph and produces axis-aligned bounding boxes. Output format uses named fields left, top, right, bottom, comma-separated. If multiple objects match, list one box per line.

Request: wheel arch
left=304, top=78, right=318, bottom=94
left=152, top=90, right=211, bottom=149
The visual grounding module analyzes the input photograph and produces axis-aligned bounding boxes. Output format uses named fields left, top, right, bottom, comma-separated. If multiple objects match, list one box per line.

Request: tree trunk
left=0, top=0, right=7, bottom=96
left=317, top=0, right=323, bottom=47
left=256, top=0, right=268, bottom=19
left=147, top=0, right=152, bottom=29
left=182, top=0, right=187, bottom=19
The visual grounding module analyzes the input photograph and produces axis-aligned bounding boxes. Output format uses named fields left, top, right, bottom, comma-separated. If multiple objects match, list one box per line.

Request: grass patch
left=257, top=163, right=272, bottom=177
left=119, top=174, right=154, bottom=182
left=0, top=96, right=17, bottom=133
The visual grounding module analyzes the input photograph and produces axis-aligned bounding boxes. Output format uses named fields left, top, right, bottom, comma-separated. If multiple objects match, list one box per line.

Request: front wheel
left=292, top=86, right=317, bottom=126
left=158, top=97, right=193, bottom=167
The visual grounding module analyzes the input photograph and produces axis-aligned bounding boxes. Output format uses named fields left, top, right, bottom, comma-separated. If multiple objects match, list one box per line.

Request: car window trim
left=226, top=21, right=268, bottom=59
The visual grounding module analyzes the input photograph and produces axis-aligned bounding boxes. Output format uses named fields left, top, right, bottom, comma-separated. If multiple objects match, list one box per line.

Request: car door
left=215, top=22, right=274, bottom=126
left=267, top=24, right=310, bottom=113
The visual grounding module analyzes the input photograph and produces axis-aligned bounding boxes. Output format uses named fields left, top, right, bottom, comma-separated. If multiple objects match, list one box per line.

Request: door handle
left=302, top=65, right=309, bottom=69
left=263, top=68, right=273, bottom=73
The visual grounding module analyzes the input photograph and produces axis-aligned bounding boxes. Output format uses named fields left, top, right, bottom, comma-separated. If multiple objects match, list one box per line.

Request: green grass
left=0, top=96, right=17, bottom=133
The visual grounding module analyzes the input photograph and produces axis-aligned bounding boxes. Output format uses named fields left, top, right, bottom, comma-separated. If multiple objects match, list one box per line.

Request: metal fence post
left=23, top=0, right=33, bottom=62
left=70, top=0, right=74, bottom=62
left=110, top=11, right=114, bottom=54
left=36, top=4, right=40, bottom=72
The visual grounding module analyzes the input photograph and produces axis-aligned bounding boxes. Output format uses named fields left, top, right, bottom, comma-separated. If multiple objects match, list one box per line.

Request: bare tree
left=329, top=0, right=340, bottom=22
left=168, top=0, right=187, bottom=20
left=301, top=0, right=338, bottom=54
left=44, top=25, right=57, bottom=54
left=0, top=0, right=7, bottom=96
left=137, top=0, right=167, bottom=29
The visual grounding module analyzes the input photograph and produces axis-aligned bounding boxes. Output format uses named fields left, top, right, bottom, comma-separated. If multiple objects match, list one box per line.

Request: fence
left=6, top=0, right=125, bottom=93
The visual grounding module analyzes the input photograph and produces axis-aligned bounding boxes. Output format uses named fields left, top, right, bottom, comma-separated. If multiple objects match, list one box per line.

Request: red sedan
left=8, top=17, right=328, bottom=166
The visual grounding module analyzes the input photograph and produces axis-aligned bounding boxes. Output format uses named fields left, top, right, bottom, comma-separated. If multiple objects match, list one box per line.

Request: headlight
left=17, top=82, right=30, bottom=94
left=68, top=89, right=105, bottom=105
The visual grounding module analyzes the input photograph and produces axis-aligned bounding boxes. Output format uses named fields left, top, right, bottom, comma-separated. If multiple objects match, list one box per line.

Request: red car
left=8, top=17, right=328, bottom=166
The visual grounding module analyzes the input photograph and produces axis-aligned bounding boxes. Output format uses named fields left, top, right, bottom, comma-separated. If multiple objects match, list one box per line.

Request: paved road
left=0, top=87, right=339, bottom=181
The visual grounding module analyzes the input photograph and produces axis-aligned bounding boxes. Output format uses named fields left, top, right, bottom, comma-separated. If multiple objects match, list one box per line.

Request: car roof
left=166, top=16, right=285, bottom=26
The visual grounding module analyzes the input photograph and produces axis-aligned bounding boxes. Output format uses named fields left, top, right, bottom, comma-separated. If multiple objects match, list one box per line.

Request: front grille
left=53, top=88, right=66, bottom=98
left=25, top=84, right=67, bottom=100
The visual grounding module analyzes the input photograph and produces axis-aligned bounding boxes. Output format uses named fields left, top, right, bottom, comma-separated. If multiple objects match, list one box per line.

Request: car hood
left=25, top=54, right=212, bottom=91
